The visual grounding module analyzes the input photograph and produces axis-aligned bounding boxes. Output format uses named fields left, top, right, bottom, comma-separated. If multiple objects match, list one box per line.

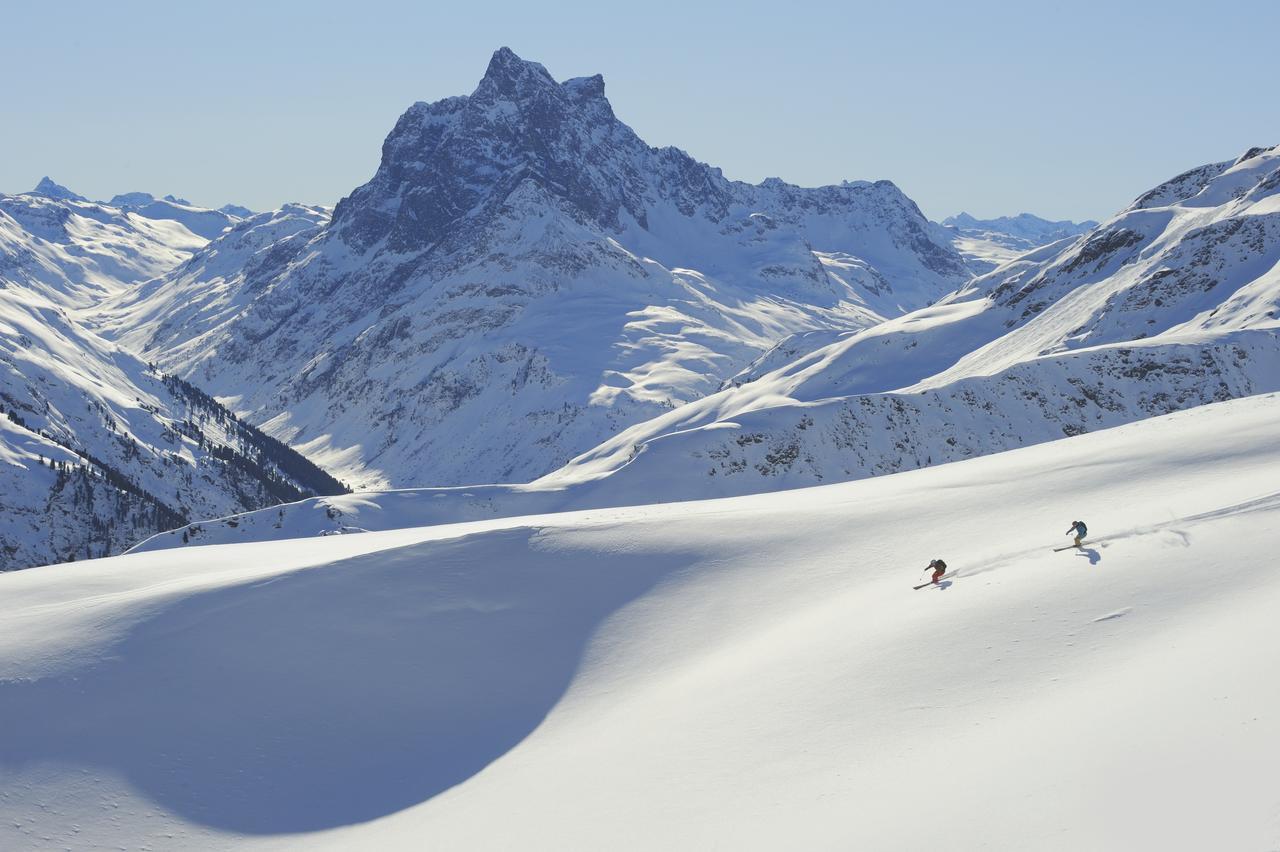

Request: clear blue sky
left=5, top=0, right=1278, bottom=222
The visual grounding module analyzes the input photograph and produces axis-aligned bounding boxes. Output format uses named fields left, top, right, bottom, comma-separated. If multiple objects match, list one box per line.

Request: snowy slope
left=26, top=177, right=243, bottom=240
left=91, top=204, right=331, bottom=358
left=4, top=394, right=1278, bottom=850
left=110, top=48, right=970, bottom=489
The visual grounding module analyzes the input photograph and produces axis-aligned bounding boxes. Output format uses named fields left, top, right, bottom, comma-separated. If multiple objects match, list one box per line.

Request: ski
left=1053, top=544, right=1083, bottom=552
left=913, top=573, right=954, bottom=590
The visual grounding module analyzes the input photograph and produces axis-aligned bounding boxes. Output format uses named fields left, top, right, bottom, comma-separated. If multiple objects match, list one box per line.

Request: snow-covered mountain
left=112, top=47, right=970, bottom=489
left=23, top=179, right=244, bottom=241
left=6, top=394, right=1280, bottom=849
left=0, top=271, right=347, bottom=570
left=92, top=204, right=332, bottom=358
left=0, top=293, right=348, bottom=571
left=143, top=144, right=1280, bottom=548
left=532, top=145, right=1280, bottom=498
left=218, top=203, right=256, bottom=219
left=104, top=191, right=244, bottom=240
left=31, top=176, right=86, bottom=202
left=0, top=189, right=344, bottom=570
left=943, top=211, right=1098, bottom=273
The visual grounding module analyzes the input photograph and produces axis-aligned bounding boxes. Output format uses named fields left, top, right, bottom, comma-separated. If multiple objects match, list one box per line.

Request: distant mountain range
left=942, top=212, right=1098, bottom=274
left=25, top=177, right=254, bottom=240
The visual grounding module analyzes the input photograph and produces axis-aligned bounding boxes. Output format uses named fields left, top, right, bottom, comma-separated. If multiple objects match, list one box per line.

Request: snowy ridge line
left=941, top=212, right=1098, bottom=274
left=0, top=179, right=258, bottom=310
left=541, top=331, right=1278, bottom=494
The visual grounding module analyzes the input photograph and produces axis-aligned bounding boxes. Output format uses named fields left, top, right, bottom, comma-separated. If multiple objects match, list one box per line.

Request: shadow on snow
left=0, top=527, right=691, bottom=834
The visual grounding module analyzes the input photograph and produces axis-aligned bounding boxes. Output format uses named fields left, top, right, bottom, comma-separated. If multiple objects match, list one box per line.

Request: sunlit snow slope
left=3, top=393, right=1278, bottom=850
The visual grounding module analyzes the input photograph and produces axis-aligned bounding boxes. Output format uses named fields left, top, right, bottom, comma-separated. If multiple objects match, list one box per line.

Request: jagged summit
left=331, top=46, right=667, bottom=251
left=333, top=47, right=963, bottom=283
left=475, top=46, right=558, bottom=97
left=472, top=47, right=608, bottom=106
left=31, top=176, right=85, bottom=202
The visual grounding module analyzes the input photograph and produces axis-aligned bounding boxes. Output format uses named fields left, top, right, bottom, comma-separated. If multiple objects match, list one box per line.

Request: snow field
left=1, top=394, right=1278, bottom=849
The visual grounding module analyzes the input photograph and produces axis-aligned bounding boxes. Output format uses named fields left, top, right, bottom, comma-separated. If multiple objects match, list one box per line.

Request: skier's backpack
left=934, top=559, right=947, bottom=571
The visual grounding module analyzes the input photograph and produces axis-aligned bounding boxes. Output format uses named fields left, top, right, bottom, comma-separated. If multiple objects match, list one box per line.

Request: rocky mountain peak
left=562, top=73, right=606, bottom=101
left=331, top=48, right=649, bottom=252
left=32, top=176, right=86, bottom=202
left=473, top=46, right=559, bottom=100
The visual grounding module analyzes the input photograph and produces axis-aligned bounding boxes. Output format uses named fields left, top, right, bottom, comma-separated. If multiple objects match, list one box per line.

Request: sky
left=4, top=0, right=1278, bottom=222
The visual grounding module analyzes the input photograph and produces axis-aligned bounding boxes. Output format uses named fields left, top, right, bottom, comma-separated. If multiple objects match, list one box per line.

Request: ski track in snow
left=1092, top=608, right=1132, bottom=623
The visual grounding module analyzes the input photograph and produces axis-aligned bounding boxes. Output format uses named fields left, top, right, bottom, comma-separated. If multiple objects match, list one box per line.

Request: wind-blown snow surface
left=3, top=395, right=1278, bottom=850
left=113, top=48, right=969, bottom=489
